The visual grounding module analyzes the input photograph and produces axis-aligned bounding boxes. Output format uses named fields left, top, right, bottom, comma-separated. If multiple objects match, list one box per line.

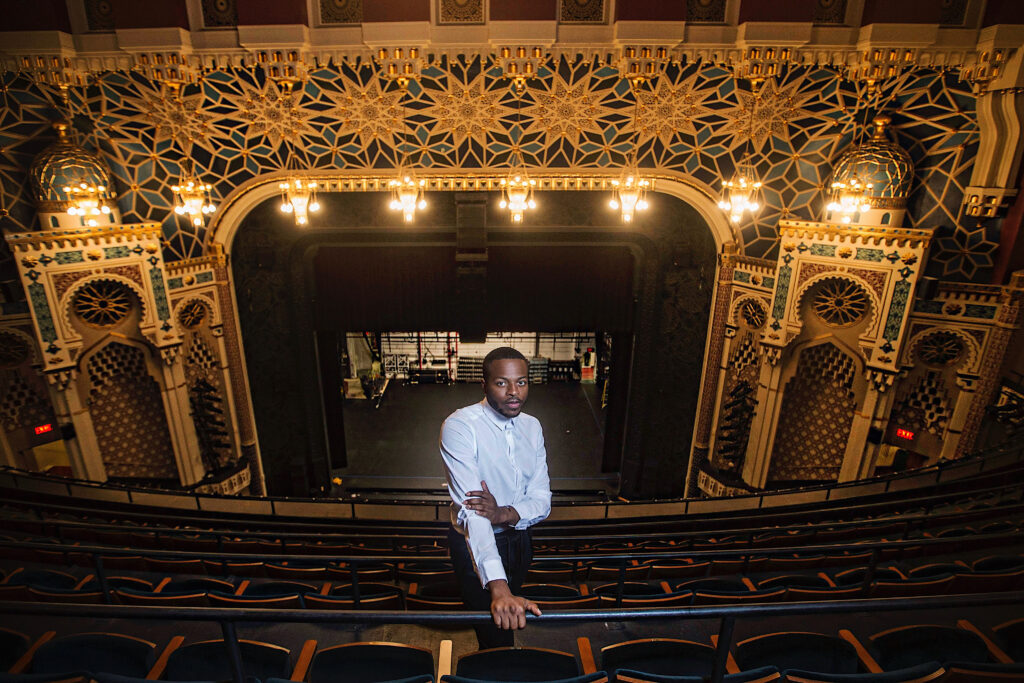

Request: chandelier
left=279, top=177, right=320, bottom=226
left=172, top=178, right=215, bottom=227
left=388, top=78, right=427, bottom=223
left=499, top=168, right=537, bottom=223
left=826, top=175, right=872, bottom=224
left=64, top=182, right=112, bottom=227
left=718, top=162, right=762, bottom=224
left=499, top=81, right=537, bottom=223
left=719, top=80, right=763, bottom=224
left=609, top=174, right=650, bottom=223
left=388, top=174, right=426, bottom=223
left=609, top=79, right=650, bottom=223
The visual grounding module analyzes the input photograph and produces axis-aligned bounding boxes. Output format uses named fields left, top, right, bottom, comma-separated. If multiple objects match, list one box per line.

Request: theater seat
left=734, top=632, right=860, bottom=675
left=601, top=639, right=717, bottom=680
left=163, top=639, right=291, bottom=682
left=781, top=661, right=944, bottom=682
left=444, top=674, right=604, bottom=683
left=456, top=647, right=579, bottom=682
left=27, top=633, right=156, bottom=678
left=0, top=628, right=29, bottom=672
left=614, top=667, right=779, bottom=682
left=869, top=625, right=992, bottom=671
left=305, top=642, right=434, bottom=683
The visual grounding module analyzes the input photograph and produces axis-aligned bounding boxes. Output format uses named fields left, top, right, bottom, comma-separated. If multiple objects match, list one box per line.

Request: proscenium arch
left=207, top=169, right=736, bottom=255
left=225, top=177, right=718, bottom=498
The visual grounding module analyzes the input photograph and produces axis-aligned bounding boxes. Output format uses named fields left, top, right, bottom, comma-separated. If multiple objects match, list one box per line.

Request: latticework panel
left=729, top=332, right=760, bottom=373
left=892, top=369, right=952, bottom=436
left=0, top=369, right=54, bottom=433
left=768, top=343, right=857, bottom=482
left=184, top=332, right=220, bottom=386
left=86, top=342, right=176, bottom=479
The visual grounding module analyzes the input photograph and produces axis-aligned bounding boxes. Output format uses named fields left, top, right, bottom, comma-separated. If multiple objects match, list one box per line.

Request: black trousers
left=448, top=525, right=533, bottom=650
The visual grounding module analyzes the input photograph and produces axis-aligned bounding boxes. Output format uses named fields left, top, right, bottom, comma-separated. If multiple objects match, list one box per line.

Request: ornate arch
left=0, top=326, right=43, bottom=366
left=793, top=272, right=883, bottom=335
left=729, top=294, right=771, bottom=330
left=205, top=168, right=735, bottom=255
left=59, top=274, right=152, bottom=336
left=171, top=294, right=220, bottom=330
left=904, top=326, right=981, bottom=374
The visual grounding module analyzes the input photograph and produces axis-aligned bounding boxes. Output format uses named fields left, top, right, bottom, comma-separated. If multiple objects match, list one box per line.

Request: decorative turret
left=825, top=116, right=914, bottom=227
left=29, top=121, right=121, bottom=230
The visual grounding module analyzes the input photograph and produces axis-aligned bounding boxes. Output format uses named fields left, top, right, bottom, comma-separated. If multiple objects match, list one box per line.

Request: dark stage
left=336, top=381, right=615, bottom=495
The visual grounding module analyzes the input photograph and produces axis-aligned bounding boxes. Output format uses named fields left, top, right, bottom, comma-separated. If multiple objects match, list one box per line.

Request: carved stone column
left=941, top=374, right=978, bottom=460
left=955, top=271, right=1024, bottom=456
left=44, top=368, right=104, bottom=481
left=705, top=325, right=739, bottom=460
left=685, top=243, right=737, bottom=495
left=841, top=369, right=896, bottom=481
left=742, top=345, right=784, bottom=489
left=156, top=345, right=205, bottom=486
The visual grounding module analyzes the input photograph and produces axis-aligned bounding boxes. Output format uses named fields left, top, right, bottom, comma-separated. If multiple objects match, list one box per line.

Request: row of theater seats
left=3, top=460, right=1021, bottom=561
left=6, top=489, right=1020, bottom=558
left=2, top=553, right=1023, bottom=608
left=3, top=622, right=1024, bottom=683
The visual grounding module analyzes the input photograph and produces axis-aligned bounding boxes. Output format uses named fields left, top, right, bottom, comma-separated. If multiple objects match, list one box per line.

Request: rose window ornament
left=812, top=279, right=869, bottom=327
left=74, top=281, right=132, bottom=328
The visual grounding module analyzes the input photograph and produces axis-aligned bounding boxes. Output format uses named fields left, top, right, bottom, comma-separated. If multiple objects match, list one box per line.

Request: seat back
left=164, top=640, right=290, bottom=682
left=31, top=633, right=155, bottom=678
left=310, top=642, right=434, bottom=683
left=735, top=632, right=859, bottom=674
left=457, top=647, right=579, bottom=682
left=0, top=628, right=29, bottom=672
left=871, top=625, right=992, bottom=670
left=601, top=639, right=716, bottom=679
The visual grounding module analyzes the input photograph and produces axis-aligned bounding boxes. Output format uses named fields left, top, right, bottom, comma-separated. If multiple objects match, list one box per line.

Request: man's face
left=483, top=358, right=530, bottom=418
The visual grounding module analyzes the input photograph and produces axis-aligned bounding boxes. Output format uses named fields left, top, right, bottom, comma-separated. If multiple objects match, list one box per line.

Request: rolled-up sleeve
left=510, top=429, right=550, bottom=529
left=440, top=416, right=507, bottom=587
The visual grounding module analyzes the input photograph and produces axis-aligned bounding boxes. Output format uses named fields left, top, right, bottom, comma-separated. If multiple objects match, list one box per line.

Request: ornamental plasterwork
left=528, top=74, right=607, bottom=143
left=124, top=87, right=216, bottom=151
left=0, top=55, right=987, bottom=278
left=635, top=72, right=717, bottom=143
left=221, top=81, right=318, bottom=146
left=719, top=75, right=819, bottom=152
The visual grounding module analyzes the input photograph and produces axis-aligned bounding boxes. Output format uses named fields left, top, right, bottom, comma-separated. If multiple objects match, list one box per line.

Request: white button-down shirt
left=440, top=399, right=551, bottom=587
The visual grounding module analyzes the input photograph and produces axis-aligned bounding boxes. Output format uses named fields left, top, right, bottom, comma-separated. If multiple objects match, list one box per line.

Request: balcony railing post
left=711, top=615, right=736, bottom=683
left=220, top=620, right=246, bottom=683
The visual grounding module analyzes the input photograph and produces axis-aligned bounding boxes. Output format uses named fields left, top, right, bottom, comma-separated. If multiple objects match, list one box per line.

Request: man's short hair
left=482, top=346, right=528, bottom=380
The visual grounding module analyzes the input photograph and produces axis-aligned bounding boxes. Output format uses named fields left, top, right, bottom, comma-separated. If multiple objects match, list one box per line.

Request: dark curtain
left=313, top=244, right=635, bottom=332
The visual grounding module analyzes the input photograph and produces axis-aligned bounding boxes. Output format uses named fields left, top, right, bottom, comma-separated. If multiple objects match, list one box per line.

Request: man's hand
left=464, top=481, right=519, bottom=526
left=488, top=579, right=542, bottom=630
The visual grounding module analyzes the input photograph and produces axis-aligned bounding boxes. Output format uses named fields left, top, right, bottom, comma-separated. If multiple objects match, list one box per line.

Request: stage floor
left=336, top=381, right=616, bottom=495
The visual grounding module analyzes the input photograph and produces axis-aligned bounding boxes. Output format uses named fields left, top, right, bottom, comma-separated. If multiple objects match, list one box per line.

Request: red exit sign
left=33, top=423, right=53, bottom=435
left=895, top=427, right=915, bottom=440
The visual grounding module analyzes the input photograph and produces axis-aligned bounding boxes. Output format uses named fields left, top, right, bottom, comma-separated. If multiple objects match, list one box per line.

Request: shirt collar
left=480, top=398, right=515, bottom=430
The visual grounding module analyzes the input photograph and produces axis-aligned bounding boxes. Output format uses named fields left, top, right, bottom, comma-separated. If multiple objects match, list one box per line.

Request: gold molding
left=4, top=223, right=162, bottom=250
left=778, top=219, right=932, bottom=247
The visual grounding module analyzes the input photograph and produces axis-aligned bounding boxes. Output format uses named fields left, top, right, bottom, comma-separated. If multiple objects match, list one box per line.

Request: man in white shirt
left=440, top=346, right=551, bottom=648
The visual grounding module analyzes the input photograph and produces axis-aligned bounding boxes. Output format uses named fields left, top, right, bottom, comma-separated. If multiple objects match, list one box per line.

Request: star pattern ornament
left=635, top=72, right=715, bottom=144
left=425, top=78, right=505, bottom=147
left=324, top=76, right=403, bottom=147
left=723, top=75, right=816, bottom=152
left=528, top=75, right=605, bottom=142
left=129, top=87, right=215, bottom=151
left=0, top=59, right=991, bottom=280
left=223, top=81, right=317, bottom=146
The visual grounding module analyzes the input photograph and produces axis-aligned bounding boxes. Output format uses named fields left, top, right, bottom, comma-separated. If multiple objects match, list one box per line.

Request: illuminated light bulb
left=279, top=178, right=319, bottom=226
left=388, top=175, right=427, bottom=223
left=718, top=169, right=763, bottom=224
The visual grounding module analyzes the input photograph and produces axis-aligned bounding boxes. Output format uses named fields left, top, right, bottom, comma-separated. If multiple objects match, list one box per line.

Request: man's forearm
left=501, top=505, right=521, bottom=526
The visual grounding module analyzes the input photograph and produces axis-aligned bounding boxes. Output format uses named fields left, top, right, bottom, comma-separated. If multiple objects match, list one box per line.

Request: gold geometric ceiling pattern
left=0, top=56, right=984, bottom=280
